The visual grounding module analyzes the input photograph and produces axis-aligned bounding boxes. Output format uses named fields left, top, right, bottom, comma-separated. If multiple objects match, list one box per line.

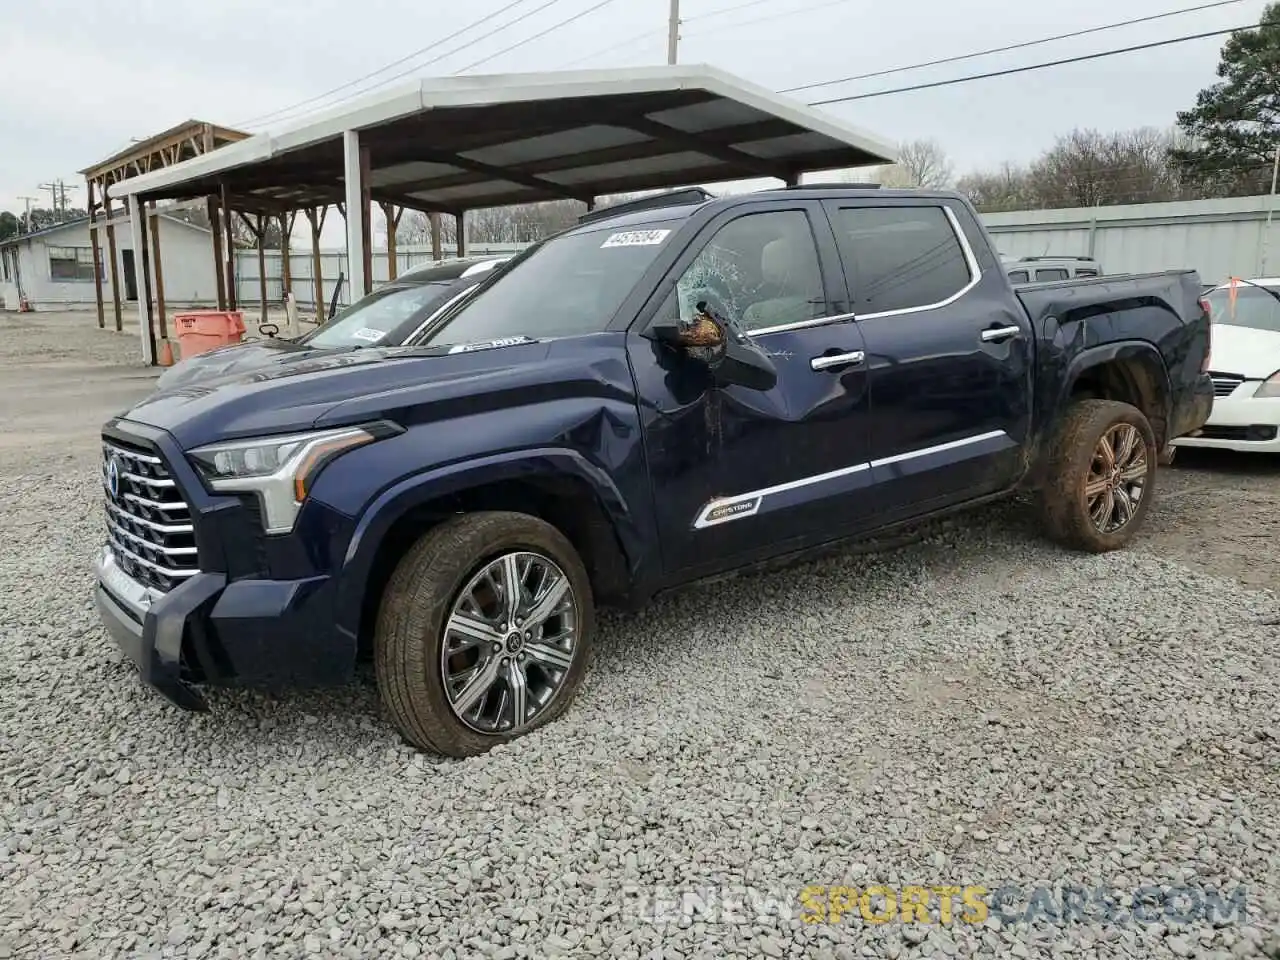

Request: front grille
left=1209, top=372, right=1246, bottom=397
left=102, top=438, right=199, bottom=593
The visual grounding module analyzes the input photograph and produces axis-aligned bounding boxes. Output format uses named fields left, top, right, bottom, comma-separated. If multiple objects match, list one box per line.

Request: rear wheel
left=375, top=511, right=594, bottom=757
left=1038, top=399, right=1157, bottom=552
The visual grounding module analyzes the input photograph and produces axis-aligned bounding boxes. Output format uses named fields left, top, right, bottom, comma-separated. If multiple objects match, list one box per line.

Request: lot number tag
left=601, top=229, right=671, bottom=248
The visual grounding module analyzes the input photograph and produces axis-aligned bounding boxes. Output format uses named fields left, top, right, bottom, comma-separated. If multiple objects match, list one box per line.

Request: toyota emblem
left=106, top=456, right=121, bottom=501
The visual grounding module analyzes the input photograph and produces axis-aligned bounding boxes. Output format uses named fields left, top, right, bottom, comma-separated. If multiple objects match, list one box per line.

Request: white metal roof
left=106, top=64, right=897, bottom=212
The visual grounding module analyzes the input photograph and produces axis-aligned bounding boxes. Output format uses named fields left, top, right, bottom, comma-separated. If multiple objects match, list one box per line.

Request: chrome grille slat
left=102, top=438, right=200, bottom=592
left=122, top=492, right=189, bottom=514
left=104, top=537, right=200, bottom=579
left=104, top=501, right=189, bottom=534
left=106, top=516, right=199, bottom=556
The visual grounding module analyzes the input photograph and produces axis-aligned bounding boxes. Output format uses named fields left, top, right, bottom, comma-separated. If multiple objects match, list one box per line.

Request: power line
left=684, top=0, right=778, bottom=22
left=807, top=23, right=1260, bottom=106
left=687, top=0, right=851, bottom=37
left=234, top=0, right=557, bottom=128
left=784, top=0, right=1247, bottom=93
left=553, top=29, right=659, bottom=69
left=454, top=0, right=626, bottom=73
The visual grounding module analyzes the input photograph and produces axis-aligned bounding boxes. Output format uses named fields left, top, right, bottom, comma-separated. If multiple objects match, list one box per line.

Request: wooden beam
left=257, top=217, right=268, bottom=325
left=208, top=196, right=227, bottom=310
left=279, top=212, right=295, bottom=298
left=357, top=145, right=373, bottom=297
left=381, top=202, right=398, bottom=280
left=455, top=213, right=465, bottom=258
left=305, top=206, right=326, bottom=323
left=148, top=201, right=168, bottom=341
left=87, top=180, right=106, bottom=329
left=430, top=212, right=442, bottom=261
left=102, top=191, right=123, bottom=332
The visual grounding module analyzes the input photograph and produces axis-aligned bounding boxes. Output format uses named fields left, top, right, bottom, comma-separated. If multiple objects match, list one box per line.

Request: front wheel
left=1037, top=399, right=1158, bottom=553
left=375, top=511, right=595, bottom=757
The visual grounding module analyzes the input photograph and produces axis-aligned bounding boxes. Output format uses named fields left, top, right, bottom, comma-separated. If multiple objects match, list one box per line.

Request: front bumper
left=96, top=545, right=354, bottom=710
left=1171, top=391, right=1280, bottom=453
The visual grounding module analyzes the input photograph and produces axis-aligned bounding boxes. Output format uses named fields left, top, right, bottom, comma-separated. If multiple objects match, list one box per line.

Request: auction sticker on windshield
left=351, top=328, right=387, bottom=343
left=601, top=229, right=671, bottom=248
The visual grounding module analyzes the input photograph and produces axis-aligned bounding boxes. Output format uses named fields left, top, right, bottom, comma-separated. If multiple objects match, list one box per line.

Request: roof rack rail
left=577, top=187, right=716, bottom=225
left=776, top=181, right=883, bottom=190
left=1017, top=255, right=1098, bottom=262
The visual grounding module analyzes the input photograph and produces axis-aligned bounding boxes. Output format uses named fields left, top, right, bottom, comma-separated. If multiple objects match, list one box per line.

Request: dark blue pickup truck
left=95, top=187, right=1213, bottom=756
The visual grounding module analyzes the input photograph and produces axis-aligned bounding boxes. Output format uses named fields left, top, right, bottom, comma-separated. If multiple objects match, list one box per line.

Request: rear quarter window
left=830, top=205, right=973, bottom=314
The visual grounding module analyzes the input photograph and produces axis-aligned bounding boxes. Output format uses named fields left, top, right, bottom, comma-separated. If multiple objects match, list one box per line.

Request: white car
left=1172, top=277, right=1280, bottom=454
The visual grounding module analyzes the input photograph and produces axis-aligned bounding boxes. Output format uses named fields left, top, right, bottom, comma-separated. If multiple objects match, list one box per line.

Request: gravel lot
left=2, top=313, right=1278, bottom=960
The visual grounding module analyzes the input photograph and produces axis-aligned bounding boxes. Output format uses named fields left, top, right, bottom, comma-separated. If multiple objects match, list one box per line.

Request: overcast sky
left=1, top=0, right=1268, bottom=220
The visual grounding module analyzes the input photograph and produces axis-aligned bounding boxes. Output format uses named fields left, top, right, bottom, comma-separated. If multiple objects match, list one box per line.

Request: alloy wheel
left=1084, top=423, right=1148, bottom=534
left=440, top=551, right=578, bottom=735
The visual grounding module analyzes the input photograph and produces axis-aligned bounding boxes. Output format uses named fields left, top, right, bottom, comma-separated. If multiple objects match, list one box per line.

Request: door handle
left=810, top=350, right=865, bottom=371
left=981, top=325, right=1022, bottom=343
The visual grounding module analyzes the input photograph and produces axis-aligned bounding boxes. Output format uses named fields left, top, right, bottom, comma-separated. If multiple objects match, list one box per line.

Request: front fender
left=332, top=447, right=644, bottom=640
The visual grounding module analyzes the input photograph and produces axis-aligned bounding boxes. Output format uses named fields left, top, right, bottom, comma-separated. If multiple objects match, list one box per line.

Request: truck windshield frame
left=422, top=222, right=680, bottom=347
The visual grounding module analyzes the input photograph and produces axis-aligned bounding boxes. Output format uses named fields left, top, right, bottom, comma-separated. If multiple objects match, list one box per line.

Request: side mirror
left=646, top=303, right=778, bottom=392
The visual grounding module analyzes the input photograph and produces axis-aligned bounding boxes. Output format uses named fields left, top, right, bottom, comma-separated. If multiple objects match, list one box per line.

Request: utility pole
left=38, top=179, right=79, bottom=221
left=17, top=196, right=37, bottom=233
left=667, top=0, right=680, bottom=64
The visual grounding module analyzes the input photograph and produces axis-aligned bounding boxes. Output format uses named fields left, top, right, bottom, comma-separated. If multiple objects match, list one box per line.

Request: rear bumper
left=95, top=546, right=356, bottom=710
left=1169, top=372, right=1215, bottom=441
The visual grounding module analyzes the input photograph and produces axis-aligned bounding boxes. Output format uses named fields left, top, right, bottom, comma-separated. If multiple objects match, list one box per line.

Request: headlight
left=188, top=423, right=397, bottom=534
left=1254, top=371, right=1280, bottom=398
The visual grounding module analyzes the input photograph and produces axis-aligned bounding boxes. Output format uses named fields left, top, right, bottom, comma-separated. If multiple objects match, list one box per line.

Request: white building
left=0, top=215, right=219, bottom=313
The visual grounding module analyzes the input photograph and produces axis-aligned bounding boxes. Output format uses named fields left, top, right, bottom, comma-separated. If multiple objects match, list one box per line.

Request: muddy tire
left=1037, top=399, right=1158, bottom=553
left=375, top=511, right=594, bottom=757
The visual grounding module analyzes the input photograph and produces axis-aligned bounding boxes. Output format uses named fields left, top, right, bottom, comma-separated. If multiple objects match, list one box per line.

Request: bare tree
left=955, top=163, right=1034, bottom=213
left=878, top=139, right=954, bottom=189
left=958, top=127, right=1206, bottom=213
left=1028, top=128, right=1186, bottom=208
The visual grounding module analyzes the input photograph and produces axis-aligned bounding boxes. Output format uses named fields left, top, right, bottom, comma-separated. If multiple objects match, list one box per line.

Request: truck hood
left=1210, top=323, right=1280, bottom=379
left=118, top=334, right=633, bottom=449
left=153, top=337, right=317, bottom=391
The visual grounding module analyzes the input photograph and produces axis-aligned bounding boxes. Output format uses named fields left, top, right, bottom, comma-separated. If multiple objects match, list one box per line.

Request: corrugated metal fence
left=982, top=193, right=1280, bottom=284
left=232, top=243, right=528, bottom=310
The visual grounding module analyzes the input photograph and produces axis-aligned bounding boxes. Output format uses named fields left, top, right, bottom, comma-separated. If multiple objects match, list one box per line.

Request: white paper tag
left=601, top=229, right=671, bottom=248
left=351, top=327, right=387, bottom=343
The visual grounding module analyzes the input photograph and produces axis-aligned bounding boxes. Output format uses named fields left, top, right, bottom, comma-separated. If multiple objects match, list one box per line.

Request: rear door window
left=825, top=204, right=974, bottom=315
left=1008, top=270, right=1029, bottom=283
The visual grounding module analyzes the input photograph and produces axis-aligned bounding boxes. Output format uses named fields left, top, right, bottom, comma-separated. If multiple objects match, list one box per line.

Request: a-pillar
left=342, top=130, right=370, bottom=300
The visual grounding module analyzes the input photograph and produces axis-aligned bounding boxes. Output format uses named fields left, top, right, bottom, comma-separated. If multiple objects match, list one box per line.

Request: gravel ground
left=2, top=314, right=1278, bottom=960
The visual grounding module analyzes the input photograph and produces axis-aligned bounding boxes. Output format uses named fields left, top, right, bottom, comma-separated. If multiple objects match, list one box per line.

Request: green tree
left=0, top=211, right=17, bottom=241
left=1172, top=3, right=1280, bottom=196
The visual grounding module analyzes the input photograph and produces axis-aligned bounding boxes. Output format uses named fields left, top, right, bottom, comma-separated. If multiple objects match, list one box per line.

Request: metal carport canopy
left=108, top=64, right=898, bottom=212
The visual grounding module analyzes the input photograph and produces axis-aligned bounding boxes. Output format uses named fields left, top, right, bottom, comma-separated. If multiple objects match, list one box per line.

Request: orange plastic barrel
left=173, top=310, right=246, bottom=359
